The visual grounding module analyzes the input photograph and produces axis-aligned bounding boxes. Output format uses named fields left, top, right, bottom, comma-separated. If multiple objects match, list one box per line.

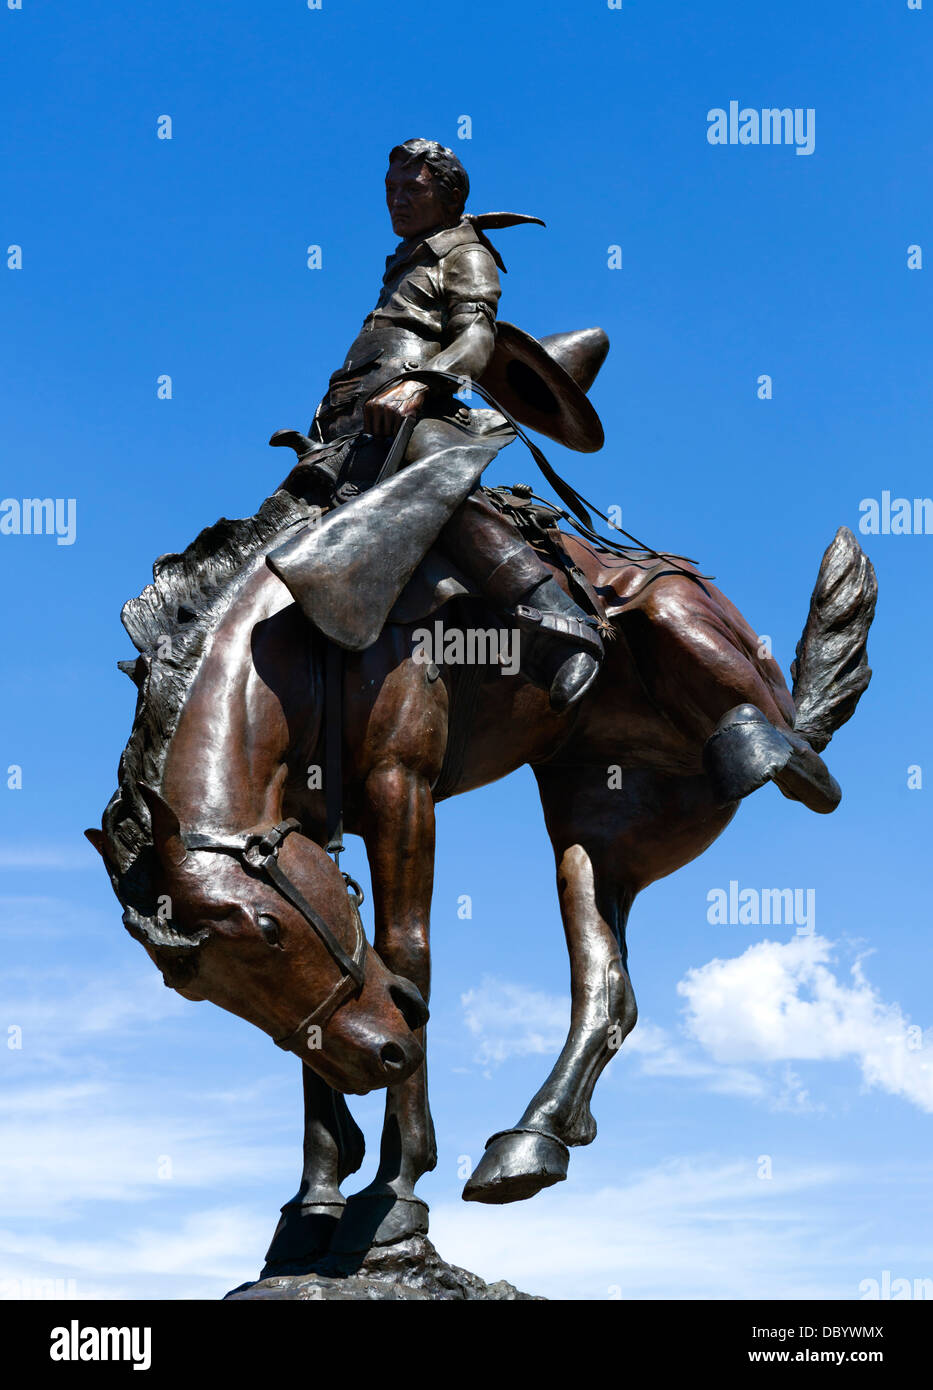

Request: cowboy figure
left=270, top=138, right=609, bottom=711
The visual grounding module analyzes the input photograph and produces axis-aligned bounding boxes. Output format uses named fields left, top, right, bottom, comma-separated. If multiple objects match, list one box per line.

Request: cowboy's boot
left=440, top=492, right=603, bottom=711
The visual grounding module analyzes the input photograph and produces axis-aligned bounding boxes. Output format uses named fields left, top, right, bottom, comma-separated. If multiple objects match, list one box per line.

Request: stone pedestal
left=225, top=1235, right=543, bottom=1301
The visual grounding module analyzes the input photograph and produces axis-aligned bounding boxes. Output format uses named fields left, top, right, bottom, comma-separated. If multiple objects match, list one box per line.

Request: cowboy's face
left=385, top=160, right=454, bottom=239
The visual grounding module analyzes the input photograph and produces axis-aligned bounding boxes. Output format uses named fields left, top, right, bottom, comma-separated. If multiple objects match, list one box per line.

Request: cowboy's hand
left=364, top=381, right=429, bottom=437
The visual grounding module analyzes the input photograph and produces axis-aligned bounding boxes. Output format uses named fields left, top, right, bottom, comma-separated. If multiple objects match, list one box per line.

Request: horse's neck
left=162, top=563, right=311, bottom=833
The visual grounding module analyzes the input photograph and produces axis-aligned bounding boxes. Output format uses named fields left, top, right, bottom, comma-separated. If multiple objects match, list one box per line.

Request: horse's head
left=87, top=786, right=427, bottom=1094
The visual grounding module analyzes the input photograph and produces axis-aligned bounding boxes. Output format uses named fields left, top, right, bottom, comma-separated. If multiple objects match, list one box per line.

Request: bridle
left=181, top=817, right=367, bottom=1048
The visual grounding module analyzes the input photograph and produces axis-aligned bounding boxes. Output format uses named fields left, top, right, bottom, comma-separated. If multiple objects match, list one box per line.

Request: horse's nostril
left=390, top=980, right=430, bottom=1030
left=380, top=1042, right=407, bottom=1072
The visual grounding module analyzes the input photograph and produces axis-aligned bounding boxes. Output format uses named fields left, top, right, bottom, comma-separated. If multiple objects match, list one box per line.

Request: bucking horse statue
left=87, top=138, right=877, bottom=1270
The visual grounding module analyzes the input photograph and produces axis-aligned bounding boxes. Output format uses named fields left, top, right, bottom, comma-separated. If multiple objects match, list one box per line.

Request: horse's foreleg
left=262, top=1064, right=365, bottom=1271
left=463, top=767, right=638, bottom=1205
left=333, top=761, right=437, bottom=1249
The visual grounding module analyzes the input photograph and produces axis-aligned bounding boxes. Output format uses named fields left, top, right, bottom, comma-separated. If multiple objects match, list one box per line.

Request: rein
left=375, top=368, right=704, bottom=584
left=181, top=817, right=367, bottom=1045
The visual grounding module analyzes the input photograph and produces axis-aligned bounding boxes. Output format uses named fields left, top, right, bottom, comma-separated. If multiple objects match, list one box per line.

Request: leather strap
left=271, top=881, right=367, bottom=1050
left=181, top=819, right=367, bottom=1038
left=374, top=414, right=416, bottom=486
left=371, top=369, right=705, bottom=587
left=262, top=855, right=363, bottom=988
left=324, top=642, right=345, bottom=860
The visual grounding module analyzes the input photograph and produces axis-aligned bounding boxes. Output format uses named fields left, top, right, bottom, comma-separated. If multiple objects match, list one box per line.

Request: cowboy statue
left=268, top=136, right=612, bottom=711
left=88, top=132, right=875, bottom=1291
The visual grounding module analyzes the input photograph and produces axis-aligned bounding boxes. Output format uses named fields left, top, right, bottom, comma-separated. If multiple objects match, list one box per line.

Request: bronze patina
left=87, top=138, right=877, bottom=1281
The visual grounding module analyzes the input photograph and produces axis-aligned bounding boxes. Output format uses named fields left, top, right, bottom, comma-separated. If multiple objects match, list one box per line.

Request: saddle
left=274, top=432, right=391, bottom=507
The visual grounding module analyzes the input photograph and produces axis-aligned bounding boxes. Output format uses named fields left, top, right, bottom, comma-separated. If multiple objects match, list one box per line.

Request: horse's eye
left=258, top=914, right=281, bottom=946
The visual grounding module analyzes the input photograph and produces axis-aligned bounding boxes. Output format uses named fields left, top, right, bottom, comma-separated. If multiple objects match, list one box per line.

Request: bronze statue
left=87, top=138, right=877, bottom=1277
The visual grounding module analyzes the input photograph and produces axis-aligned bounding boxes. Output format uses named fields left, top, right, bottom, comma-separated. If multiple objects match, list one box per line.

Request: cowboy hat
left=478, top=322, right=609, bottom=453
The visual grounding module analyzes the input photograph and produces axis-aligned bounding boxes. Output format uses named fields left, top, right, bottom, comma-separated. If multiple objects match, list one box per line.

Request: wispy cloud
left=0, top=845, right=97, bottom=870
left=460, top=938, right=933, bottom=1117
left=0, top=1072, right=296, bottom=1299
left=461, top=976, right=566, bottom=1066
left=624, top=1020, right=768, bottom=1100
left=0, top=1207, right=271, bottom=1300
left=0, top=967, right=186, bottom=1075
left=0, top=1092, right=290, bottom=1219
left=429, top=1156, right=907, bottom=1300
left=459, top=976, right=793, bottom=1108
left=0, top=894, right=113, bottom=942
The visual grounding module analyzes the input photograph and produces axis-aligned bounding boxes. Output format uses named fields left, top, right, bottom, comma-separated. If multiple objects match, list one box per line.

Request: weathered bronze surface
left=87, top=138, right=877, bottom=1292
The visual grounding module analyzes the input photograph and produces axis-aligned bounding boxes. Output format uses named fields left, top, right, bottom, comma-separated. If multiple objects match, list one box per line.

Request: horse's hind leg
left=463, top=766, right=640, bottom=1205
left=262, top=1065, right=365, bottom=1271
left=626, top=574, right=841, bottom=813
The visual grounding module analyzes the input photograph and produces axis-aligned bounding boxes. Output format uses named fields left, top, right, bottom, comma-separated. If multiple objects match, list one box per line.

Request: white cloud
left=461, top=939, right=933, bottom=1116
left=678, top=935, right=933, bottom=1113
left=459, top=976, right=805, bottom=1109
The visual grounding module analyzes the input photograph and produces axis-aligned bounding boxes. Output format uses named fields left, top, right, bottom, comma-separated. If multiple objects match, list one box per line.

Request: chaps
left=267, top=432, right=509, bottom=651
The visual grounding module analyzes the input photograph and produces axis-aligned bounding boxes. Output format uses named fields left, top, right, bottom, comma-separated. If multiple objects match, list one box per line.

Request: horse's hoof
left=262, top=1199, right=345, bottom=1272
left=462, top=1128, right=569, bottom=1205
left=774, top=744, right=842, bottom=814
left=330, top=1191, right=429, bottom=1252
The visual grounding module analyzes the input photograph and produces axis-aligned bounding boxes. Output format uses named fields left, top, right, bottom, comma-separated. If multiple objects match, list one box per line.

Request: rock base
left=225, top=1235, right=542, bottom=1301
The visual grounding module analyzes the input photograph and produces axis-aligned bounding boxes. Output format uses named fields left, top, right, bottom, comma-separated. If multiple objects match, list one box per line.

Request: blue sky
left=1, top=0, right=931, bottom=1300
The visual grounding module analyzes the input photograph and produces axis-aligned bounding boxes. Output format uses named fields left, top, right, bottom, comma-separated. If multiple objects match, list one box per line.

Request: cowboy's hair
left=388, top=138, right=469, bottom=218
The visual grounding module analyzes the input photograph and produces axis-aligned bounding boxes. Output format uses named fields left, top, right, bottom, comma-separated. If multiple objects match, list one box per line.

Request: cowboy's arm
left=365, top=245, right=501, bottom=435
left=432, top=241, right=502, bottom=378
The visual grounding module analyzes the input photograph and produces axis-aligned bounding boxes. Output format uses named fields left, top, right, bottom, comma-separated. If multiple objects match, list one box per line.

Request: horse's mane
left=98, top=488, right=314, bottom=952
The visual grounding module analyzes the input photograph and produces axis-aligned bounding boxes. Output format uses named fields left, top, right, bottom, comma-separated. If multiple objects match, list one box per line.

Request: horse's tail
left=790, top=526, right=877, bottom=752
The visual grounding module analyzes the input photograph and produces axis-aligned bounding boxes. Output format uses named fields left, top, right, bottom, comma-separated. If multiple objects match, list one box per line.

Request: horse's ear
left=84, top=827, right=116, bottom=869
left=85, top=827, right=106, bottom=857
left=138, top=783, right=189, bottom=867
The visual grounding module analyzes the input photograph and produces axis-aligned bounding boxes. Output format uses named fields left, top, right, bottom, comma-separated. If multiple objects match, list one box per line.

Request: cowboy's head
left=385, top=138, right=469, bottom=239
